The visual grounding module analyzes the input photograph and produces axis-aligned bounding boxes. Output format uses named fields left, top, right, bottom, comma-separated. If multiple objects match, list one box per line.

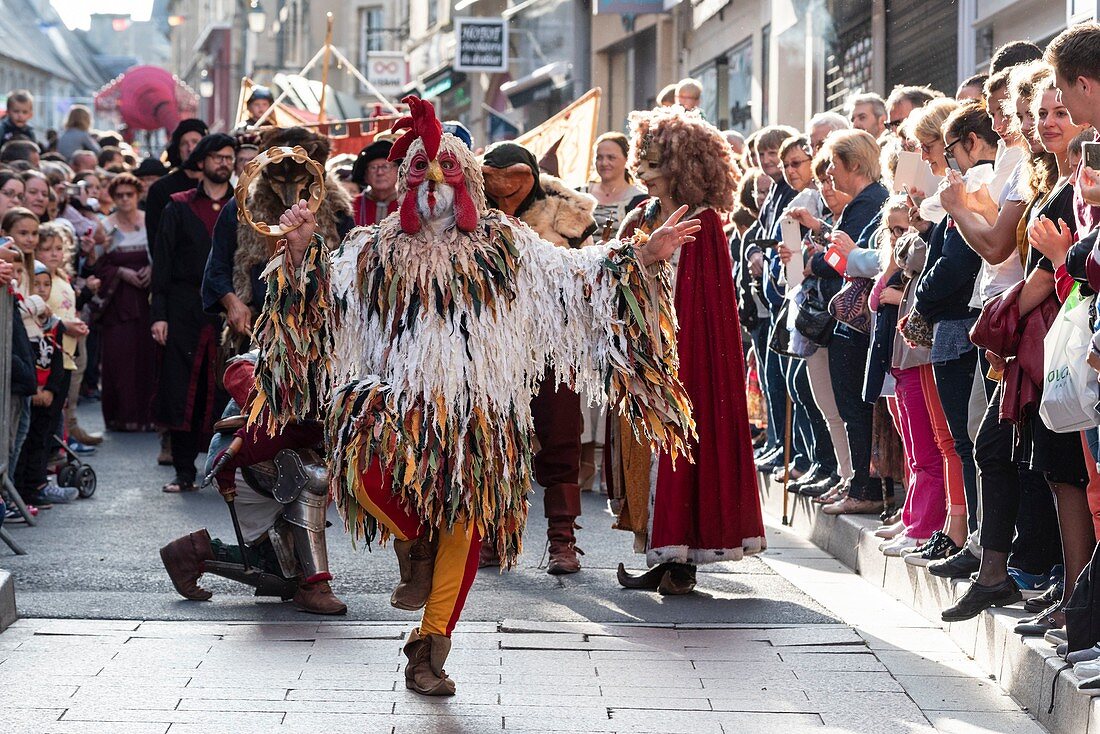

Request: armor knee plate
left=274, top=450, right=331, bottom=580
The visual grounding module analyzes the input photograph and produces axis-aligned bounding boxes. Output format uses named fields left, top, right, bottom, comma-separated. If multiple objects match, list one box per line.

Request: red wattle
left=453, top=184, right=478, bottom=232
left=400, top=187, right=421, bottom=234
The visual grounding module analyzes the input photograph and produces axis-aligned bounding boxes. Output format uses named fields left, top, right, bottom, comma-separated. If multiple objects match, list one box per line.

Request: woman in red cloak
left=609, top=106, right=766, bottom=594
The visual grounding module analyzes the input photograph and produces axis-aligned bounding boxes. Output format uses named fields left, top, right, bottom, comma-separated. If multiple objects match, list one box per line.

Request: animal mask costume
left=390, top=96, right=480, bottom=234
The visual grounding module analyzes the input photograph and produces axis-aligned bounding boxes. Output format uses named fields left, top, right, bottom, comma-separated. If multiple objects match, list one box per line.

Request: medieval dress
left=608, top=199, right=766, bottom=565
left=95, top=224, right=156, bottom=431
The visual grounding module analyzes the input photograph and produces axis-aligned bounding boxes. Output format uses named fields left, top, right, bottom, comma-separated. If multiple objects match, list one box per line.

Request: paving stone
left=60, top=706, right=285, bottom=725
left=608, top=708, right=823, bottom=733
left=284, top=711, right=502, bottom=732
left=927, top=710, right=1047, bottom=733
left=873, top=650, right=986, bottom=678
left=893, top=675, right=1022, bottom=713
left=778, top=651, right=887, bottom=672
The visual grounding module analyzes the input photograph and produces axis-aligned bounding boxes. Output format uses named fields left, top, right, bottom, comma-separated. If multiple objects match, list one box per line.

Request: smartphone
left=1083, top=141, right=1100, bottom=171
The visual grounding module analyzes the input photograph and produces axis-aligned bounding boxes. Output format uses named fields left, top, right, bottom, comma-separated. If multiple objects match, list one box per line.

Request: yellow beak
left=426, top=160, right=444, bottom=183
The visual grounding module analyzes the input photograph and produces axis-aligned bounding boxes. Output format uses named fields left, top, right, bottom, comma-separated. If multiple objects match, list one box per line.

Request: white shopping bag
left=1039, top=293, right=1100, bottom=433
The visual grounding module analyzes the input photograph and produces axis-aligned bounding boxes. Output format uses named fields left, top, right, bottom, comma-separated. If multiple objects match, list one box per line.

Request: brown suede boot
left=403, top=628, right=456, bottom=696
left=293, top=579, right=348, bottom=615
left=546, top=516, right=582, bottom=575
left=159, top=530, right=215, bottom=600
left=390, top=535, right=437, bottom=611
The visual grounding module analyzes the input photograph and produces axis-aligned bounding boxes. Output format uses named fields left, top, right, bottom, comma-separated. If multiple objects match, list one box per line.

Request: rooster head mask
left=390, top=95, right=485, bottom=234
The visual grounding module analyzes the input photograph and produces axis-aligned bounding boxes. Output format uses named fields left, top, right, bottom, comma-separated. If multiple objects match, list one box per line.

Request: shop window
left=825, top=19, right=872, bottom=113
left=726, top=38, right=753, bottom=133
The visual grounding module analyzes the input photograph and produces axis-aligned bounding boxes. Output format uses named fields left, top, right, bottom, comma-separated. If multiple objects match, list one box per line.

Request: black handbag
left=768, top=301, right=798, bottom=358
left=794, top=279, right=835, bottom=347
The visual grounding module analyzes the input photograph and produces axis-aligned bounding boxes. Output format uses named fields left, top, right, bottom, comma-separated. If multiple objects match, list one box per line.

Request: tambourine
left=235, top=145, right=326, bottom=237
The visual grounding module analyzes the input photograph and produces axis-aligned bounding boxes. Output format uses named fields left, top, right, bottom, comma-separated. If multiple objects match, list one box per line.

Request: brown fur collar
left=234, top=173, right=352, bottom=306
left=519, top=173, right=597, bottom=248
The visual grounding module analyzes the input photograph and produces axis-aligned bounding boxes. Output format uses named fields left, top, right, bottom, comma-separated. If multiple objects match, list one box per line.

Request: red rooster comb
left=388, top=95, right=443, bottom=162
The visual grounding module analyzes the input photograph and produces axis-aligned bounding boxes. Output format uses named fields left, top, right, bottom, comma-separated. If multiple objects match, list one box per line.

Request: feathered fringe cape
left=250, top=212, right=694, bottom=564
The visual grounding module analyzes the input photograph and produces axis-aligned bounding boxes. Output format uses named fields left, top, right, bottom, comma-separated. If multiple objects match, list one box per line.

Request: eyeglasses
left=0, top=187, right=23, bottom=201
left=885, top=119, right=904, bottom=131
left=943, top=138, right=962, bottom=158
left=207, top=153, right=236, bottom=164
left=889, top=225, right=909, bottom=238
left=367, top=162, right=395, bottom=174
left=782, top=158, right=812, bottom=170
left=919, top=139, right=941, bottom=155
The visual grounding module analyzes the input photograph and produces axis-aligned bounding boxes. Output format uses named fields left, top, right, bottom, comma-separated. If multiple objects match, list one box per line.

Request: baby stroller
left=51, top=435, right=96, bottom=498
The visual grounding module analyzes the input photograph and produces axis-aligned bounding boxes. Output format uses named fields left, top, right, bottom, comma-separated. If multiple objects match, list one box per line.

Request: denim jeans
left=932, top=349, right=979, bottom=534
left=827, top=330, right=880, bottom=500
left=786, top=357, right=835, bottom=474
left=763, top=319, right=790, bottom=456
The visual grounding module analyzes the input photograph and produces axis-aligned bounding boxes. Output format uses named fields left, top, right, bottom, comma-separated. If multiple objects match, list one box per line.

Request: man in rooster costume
left=251, top=96, right=699, bottom=696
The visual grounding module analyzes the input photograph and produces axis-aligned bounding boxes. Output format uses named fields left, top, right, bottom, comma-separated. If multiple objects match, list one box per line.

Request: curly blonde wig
left=627, top=106, right=737, bottom=212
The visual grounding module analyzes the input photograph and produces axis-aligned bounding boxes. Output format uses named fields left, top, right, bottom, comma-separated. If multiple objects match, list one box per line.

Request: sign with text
left=366, top=52, right=409, bottom=98
left=454, top=18, right=508, bottom=73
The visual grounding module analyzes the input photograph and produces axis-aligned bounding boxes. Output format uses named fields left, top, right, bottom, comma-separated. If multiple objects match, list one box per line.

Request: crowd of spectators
left=734, top=24, right=1100, bottom=682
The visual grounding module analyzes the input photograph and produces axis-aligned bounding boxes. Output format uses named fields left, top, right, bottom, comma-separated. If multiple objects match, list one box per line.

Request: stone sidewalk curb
left=0, top=569, right=16, bottom=632
left=760, top=477, right=1100, bottom=734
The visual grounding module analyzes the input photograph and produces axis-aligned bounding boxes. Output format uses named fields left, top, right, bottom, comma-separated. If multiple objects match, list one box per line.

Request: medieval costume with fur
left=250, top=97, right=695, bottom=696
left=202, top=127, right=354, bottom=352
left=609, top=106, right=766, bottom=595
left=479, top=141, right=598, bottom=574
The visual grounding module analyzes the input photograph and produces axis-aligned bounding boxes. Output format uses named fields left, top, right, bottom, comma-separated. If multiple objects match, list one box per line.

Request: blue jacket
left=914, top=217, right=981, bottom=324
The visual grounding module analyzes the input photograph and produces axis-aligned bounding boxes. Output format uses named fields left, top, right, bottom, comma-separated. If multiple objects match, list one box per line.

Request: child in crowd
left=1, top=90, right=36, bottom=145
left=37, top=222, right=98, bottom=451
left=15, top=262, right=78, bottom=506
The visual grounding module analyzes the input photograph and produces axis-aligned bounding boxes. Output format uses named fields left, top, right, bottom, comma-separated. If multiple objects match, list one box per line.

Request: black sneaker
left=799, top=474, right=839, bottom=498
left=1024, top=581, right=1064, bottom=613
left=905, top=532, right=961, bottom=567
left=928, top=548, right=980, bottom=579
left=941, top=579, right=1022, bottom=622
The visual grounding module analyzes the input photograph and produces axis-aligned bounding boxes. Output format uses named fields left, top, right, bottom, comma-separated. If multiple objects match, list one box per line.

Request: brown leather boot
left=546, top=516, right=582, bottom=575
left=403, top=628, right=456, bottom=696
left=658, top=563, right=697, bottom=595
left=293, top=579, right=348, bottom=615
left=390, top=535, right=437, bottom=611
left=159, top=530, right=215, bottom=600
left=69, top=425, right=103, bottom=446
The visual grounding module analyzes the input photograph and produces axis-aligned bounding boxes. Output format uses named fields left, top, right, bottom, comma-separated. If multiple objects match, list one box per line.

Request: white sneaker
left=1074, top=660, right=1100, bottom=679
left=874, top=521, right=904, bottom=539
left=881, top=533, right=926, bottom=557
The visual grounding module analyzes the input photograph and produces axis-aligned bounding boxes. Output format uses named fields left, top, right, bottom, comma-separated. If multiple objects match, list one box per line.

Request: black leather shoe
left=941, top=579, right=1022, bottom=622
left=756, top=455, right=784, bottom=473
left=799, top=475, right=838, bottom=498
left=1024, top=581, right=1063, bottom=613
left=928, top=548, right=980, bottom=579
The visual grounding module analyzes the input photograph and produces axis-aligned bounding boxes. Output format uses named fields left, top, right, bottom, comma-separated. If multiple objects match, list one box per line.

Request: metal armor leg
left=275, top=450, right=332, bottom=581
left=267, top=519, right=302, bottom=579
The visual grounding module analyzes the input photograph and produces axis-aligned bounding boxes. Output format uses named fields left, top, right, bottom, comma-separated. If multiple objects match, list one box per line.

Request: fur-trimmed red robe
left=610, top=201, right=766, bottom=564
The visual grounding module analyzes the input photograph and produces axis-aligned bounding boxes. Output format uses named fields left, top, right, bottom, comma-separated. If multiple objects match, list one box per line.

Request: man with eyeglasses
left=350, top=138, right=399, bottom=227
left=150, top=133, right=236, bottom=494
